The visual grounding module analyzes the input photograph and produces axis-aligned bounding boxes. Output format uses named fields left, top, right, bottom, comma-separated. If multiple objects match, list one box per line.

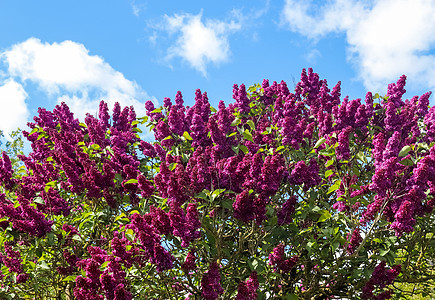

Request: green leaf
left=151, top=108, right=161, bottom=113
left=325, top=170, right=334, bottom=178
left=35, top=248, right=43, bottom=258
left=398, top=145, right=412, bottom=157
left=79, top=122, right=87, bottom=128
left=332, top=241, right=340, bottom=252
left=379, top=248, right=390, bottom=256
left=195, top=192, right=208, bottom=200
left=124, top=178, right=138, bottom=185
left=231, top=118, right=241, bottom=127
left=325, top=159, right=334, bottom=167
left=327, top=180, right=341, bottom=194
left=314, top=137, right=326, bottom=149
left=211, top=189, right=226, bottom=200
left=247, top=120, right=255, bottom=130
left=232, top=145, right=240, bottom=155
left=183, top=131, right=193, bottom=141
left=33, top=197, right=45, bottom=205
left=29, top=127, right=38, bottom=135
left=276, top=145, right=285, bottom=153
left=169, top=163, right=178, bottom=171
left=62, top=275, right=77, bottom=282
left=222, top=199, right=233, bottom=210
left=39, top=261, right=50, bottom=270
left=319, top=148, right=335, bottom=156
left=37, top=133, right=46, bottom=141
left=239, top=145, right=249, bottom=154
left=243, top=129, right=254, bottom=142
left=72, top=235, right=81, bottom=241
left=399, top=158, right=413, bottom=166
left=318, top=210, right=332, bottom=222
left=91, top=143, right=101, bottom=151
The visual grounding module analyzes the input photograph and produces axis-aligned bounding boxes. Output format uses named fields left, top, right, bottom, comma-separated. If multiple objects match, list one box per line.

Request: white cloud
left=0, top=79, right=29, bottom=135
left=305, top=49, right=322, bottom=64
left=162, top=11, right=242, bottom=76
left=1, top=38, right=152, bottom=121
left=131, top=1, right=146, bottom=17
left=282, top=0, right=435, bottom=93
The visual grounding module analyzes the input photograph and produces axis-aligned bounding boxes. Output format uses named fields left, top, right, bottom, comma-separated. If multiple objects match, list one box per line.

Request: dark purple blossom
left=289, top=159, right=321, bottom=190
left=277, top=196, right=297, bottom=225
left=236, top=271, right=259, bottom=300
left=233, top=190, right=256, bottom=223
left=332, top=201, right=348, bottom=212
left=233, top=84, right=251, bottom=114
left=336, top=126, right=353, bottom=161
left=201, top=262, right=224, bottom=300
left=181, top=250, right=196, bottom=272
left=347, top=228, right=362, bottom=253
left=268, top=243, right=298, bottom=273
left=362, top=262, right=401, bottom=299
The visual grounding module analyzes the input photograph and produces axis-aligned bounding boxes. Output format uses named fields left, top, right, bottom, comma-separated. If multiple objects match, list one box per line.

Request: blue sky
left=0, top=0, right=434, bottom=136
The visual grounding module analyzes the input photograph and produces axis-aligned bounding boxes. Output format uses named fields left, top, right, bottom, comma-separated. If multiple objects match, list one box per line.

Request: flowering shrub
left=0, top=69, right=434, bottom=299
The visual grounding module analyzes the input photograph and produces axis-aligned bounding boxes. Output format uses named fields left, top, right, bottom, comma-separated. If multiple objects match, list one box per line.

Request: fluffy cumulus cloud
left=282, top=0, right=435, bottom=93
left=161, top=11, right=242, bottom=76
left=0, top=79, right=29, bottom=135
left=0, top=38, right=151, bottom=124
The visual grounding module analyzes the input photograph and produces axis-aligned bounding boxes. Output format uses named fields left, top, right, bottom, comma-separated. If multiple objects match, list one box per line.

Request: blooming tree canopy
left=0, top=69, right=434, bottom=299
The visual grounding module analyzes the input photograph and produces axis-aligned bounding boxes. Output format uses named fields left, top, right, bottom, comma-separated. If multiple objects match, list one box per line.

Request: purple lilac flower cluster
left=125, top=213, right=174, bottom=272
left=0, top=242, right=29, bottom=283
left=0, top=100, right=147, bottom=241
left=201, top=262, right=224, bottom=300
left=268, top=243, right=299, bottom=273
left=346, top=227, right=362, bottom=254
left=362, top=261, right=401, bottom=300
left=289, top=159, right=321, bottom=191
left=181, top=250, right=196, bottom=272
left=236, top=271, right=259, bottom=300
left=74, top=246, right=132, bottom=300
left=2, top=67, right=435, bottom=298
left=276, top=196, right=297, bottom=225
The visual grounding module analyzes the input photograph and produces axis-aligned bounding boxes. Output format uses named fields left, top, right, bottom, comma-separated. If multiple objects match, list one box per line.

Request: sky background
left=0, top=0, right=435, bottom=136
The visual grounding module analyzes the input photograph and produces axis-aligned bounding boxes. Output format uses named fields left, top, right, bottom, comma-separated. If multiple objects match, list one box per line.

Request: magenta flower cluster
left=201, top=262, right=224, bottom=300
left=1, top=67, right=434, bottom=298
left=236, top=271, right=259, bottom=300
left=74, top=246, right=132, bottom=300
left=268, top=243, right=299, bottom=273
left=362, top=261, right=401, bottom=300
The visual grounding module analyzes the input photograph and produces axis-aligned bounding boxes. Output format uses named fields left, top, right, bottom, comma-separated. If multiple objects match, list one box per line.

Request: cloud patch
left=0, top=79, right=29, bottom=135
left=282, top=0, right=435, bottom=93
left=1, top=38, right=151, bottom=122
left=161, top=11, right=242, bottom=76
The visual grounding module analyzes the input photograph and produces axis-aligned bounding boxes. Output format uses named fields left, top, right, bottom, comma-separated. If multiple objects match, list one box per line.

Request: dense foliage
left=0, top=69, right=434, bottom=299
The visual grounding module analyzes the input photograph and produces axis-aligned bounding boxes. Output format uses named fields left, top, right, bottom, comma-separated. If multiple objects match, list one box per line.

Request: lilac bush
left=0, top=69, right=434, bottom=299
